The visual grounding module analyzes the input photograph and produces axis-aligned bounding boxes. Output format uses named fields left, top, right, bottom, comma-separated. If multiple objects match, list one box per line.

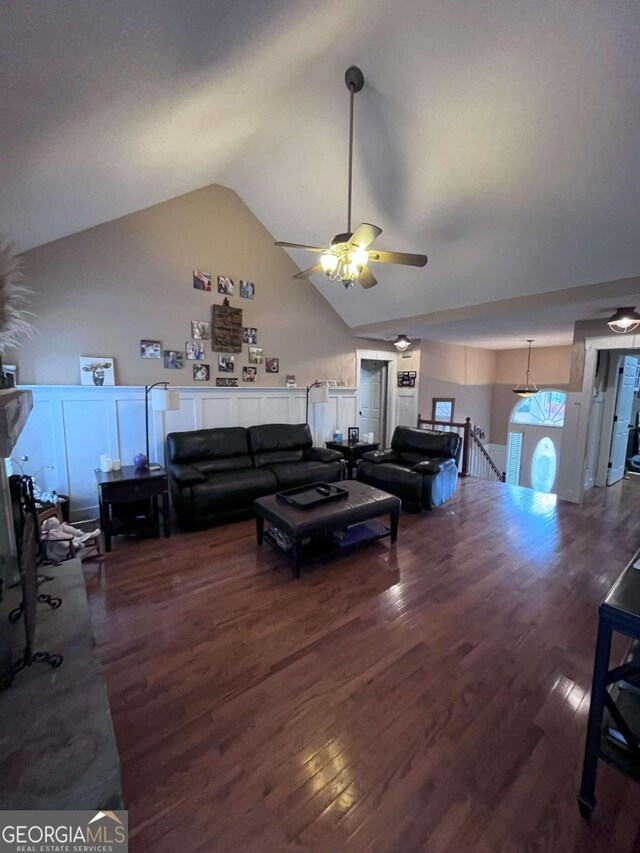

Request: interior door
left=359, top=360, right=386, bottom=444
left=607, top=355, right=639, bottom=485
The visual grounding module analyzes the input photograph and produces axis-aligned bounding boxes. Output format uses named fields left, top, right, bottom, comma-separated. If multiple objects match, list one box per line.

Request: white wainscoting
left=12, top=384, right=418, bottom=518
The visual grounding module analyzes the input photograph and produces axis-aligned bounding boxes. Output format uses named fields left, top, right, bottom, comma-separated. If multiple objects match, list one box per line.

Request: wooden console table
left=578, top=547, right=640, bottom=817
left=95, top=465, right=170, bottom=552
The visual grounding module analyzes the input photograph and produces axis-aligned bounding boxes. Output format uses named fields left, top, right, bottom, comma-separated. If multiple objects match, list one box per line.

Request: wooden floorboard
left=84, top=477, right=640, bottom=852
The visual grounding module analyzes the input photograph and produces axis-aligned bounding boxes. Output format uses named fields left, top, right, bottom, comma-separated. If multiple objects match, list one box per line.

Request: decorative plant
left=0, top=239, right=32, bottom=353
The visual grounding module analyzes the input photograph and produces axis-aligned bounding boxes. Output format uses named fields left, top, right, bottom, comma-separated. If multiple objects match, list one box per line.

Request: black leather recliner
left=357, top=425, right=461, bottom=512
left=166, top=423, right=344, bottom=528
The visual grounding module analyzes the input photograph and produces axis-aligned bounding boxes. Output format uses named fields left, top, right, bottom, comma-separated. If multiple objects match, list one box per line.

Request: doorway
left=359, top=359, right=388, bottom=445
left=505, top=390, right=566, bottom=493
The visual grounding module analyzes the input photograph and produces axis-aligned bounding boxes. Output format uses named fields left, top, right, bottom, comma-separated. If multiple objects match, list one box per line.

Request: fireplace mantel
left=0, top=389, right=33, bottom=458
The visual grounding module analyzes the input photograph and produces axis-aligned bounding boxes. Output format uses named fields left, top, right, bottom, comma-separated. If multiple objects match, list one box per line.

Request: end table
left=95, top=465, right=170, bottom=552
left=325, top=440, right=380, bottom=479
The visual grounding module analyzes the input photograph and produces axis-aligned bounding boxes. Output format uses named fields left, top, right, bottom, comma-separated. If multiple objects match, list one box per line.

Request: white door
left=359, top=360, right=386, bottom=443
left=607, top=356, right=639, bottom=485
left=519, top=425, right=563, bottom=493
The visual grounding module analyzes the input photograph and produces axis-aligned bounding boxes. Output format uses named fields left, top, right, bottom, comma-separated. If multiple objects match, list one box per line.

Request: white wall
left=12, top=383, right=418, bottom=518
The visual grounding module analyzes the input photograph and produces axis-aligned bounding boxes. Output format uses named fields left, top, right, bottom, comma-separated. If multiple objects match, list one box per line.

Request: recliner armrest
left=306, top=446, right=345, bottom=463
left=168, top=462, right=206, bottom=486
left=361, top=450, right=396, bottom=464
left=412, top=458, right=456, bottom=475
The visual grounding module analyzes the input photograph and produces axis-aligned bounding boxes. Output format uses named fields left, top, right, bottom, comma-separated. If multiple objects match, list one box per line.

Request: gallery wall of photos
left=139, top=271, right=284, bottom=388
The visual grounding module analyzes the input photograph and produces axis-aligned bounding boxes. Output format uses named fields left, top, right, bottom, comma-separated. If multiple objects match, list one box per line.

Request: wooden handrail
left=416, top=414, right=505, bottom=482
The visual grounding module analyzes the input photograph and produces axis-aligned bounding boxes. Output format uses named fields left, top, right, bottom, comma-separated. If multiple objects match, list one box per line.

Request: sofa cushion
left=247, top=424, right=313, bottom=462
left=253, top=449, right=305, bottom=468
left=167, top=462, right=206, bottom=486
left=190, top=469, right=277, bottom=514
left=194, top=456, right=253, bottom=475
left=391, top=425, right=460, bottom=460
left=358, top=460, right=422, bottom=505
left=265, top=460, right=342, bottom=490
left=167, top=427, right=249, bottom=464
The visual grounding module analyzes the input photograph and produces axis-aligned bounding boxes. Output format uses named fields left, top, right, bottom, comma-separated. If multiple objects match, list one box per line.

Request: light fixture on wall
left=306, top=380, right=330, bottom=424
left=393, top=334, right=412, bottom=352
left=512, top=340, right=539, bottom=398
left=607, top=307, right=640, bottom=334
left=144, top=382, right=180, bottom=468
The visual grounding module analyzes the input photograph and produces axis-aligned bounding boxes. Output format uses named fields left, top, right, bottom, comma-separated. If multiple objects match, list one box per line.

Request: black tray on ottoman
left=276, top=482, right=348, bottom=510
left=255, top=480, right=401, bottom=578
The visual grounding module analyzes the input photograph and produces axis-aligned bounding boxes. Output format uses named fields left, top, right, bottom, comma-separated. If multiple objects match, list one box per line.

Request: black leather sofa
left=166, top=423, right=345, bottom=527
left=357, top=425, right=461, bottom=512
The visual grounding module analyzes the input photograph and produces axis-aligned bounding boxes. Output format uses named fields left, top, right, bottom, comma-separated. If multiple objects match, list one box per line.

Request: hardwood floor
left=84, top=477, right=640, bottom=852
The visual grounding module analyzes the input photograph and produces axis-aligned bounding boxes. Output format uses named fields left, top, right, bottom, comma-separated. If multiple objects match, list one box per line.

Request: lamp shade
left=309, top=384, right=330, bottom=404
left=151, top=387, right=180, bottom=411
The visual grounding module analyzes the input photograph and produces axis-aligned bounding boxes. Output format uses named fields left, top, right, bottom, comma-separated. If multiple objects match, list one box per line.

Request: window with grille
left=506, top=431, right=523, bottom=485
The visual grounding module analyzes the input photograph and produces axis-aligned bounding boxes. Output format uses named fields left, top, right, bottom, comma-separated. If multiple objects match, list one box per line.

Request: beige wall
left=10, top=184, right=402, bottom=387
left=418, top=340, right=496, bottom=438
left=491, top=345, right=572, bottom=443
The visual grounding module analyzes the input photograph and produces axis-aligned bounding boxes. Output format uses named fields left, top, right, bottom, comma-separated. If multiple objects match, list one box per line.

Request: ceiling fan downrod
left=345, top=66, right=364, bottom=236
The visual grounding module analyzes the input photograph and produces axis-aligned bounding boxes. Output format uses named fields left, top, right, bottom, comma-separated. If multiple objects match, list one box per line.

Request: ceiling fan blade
left=368, top=249, right=428, bottom=267
left=275, top=241, right=325, bottom=253
left=358, top=266, right=377, bottom=289
left=349, top=223, right=383, bottom=249
left=293, top=263, right=323, bottom=280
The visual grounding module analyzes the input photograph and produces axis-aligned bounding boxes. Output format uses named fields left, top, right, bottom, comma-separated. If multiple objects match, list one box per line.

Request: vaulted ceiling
left=2, top=0, right=639, bottom=345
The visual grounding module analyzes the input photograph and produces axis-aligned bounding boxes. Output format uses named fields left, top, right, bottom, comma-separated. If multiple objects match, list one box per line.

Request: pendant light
left=393, top=334, right=412, bottom=352
left=512, top=340, right=539, bottom=398
left=607, top=307, right=640, bottom=334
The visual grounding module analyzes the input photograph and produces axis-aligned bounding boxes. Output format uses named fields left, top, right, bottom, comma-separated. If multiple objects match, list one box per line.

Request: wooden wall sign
left=212, top=301, right=243, bottom=353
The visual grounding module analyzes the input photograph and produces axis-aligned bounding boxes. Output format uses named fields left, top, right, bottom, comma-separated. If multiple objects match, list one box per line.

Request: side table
left=325, top=440, right=380, bottom=479
left=94, top=465, right=170, bottom=552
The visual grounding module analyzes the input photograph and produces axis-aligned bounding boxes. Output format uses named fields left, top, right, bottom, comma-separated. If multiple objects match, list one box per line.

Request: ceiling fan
left=275, top=66, right=428, bottom=290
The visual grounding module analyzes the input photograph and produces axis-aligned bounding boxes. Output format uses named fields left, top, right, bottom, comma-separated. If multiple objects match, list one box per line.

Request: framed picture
left=216, top=377, right=238, bottom=387
left=397, top=370, right=416, bottom=388
left=79, top=357, right=115, bottom=386
left=140, top=339, right=161, bottom=359
left=212, top=303, right=243, bottom=352
left=164, top=350, right=184, bottom=369
left=191, top=320, right=210, bottom=340
left=286, top=374, right=297, bottom=388
left=348, top=427, right=359, bottom=445
left=432, top=397, right=455, bottom=422
left=218, top=354, right=235, bottom=372
left=248, top=347, right=263, bottom=365
left=193, top=363, right=210, bottom=381
left=185, top=341, right=205, bottom=360
left=217, top=275, right=234, bottom=295
left=243, top=366, right=257, bottom=383
left=242, top=327, right=258, bottom=344
left=265, top=357, right=279, bottom=373
left=193, top=270, right=211, bottom=291
left=239, top=280, right=255, bottom=299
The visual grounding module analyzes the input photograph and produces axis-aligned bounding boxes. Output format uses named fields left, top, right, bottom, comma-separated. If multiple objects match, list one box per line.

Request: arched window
left=510, top=390, right=566, bottom=428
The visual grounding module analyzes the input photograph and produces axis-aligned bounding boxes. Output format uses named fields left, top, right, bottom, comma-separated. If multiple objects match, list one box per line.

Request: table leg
left=161, top=491, right=171, bottom=538
left=578, top=616, right=613, bottom=818
left=256, top=515, right=264, bottom=545
left=292, top=538, right=302, bottom=579
left=152, top=496, right=160, bottom=538
left=390, top=508, right=399, bottom=544
left=99, top=496, right=111, bottom=553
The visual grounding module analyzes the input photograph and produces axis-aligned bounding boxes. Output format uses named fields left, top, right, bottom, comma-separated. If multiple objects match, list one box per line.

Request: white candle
left=111, top=458, right=122, bottom=471
left=100, top=454, right=113, bottom=472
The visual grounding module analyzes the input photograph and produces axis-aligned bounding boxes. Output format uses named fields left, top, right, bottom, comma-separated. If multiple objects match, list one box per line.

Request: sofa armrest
left=167, top=462, right=206, bottom=486
left=306, top=446, right=345, bottom=463
left=361, top=449, right=396, bottom=464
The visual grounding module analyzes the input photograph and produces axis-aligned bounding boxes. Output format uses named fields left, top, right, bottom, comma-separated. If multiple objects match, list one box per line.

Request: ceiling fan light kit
left=512, top=339, right=539, bottom=398
left=275, top=67, right=427, bottom=290
left=607, top=307, right=640, bottom=334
